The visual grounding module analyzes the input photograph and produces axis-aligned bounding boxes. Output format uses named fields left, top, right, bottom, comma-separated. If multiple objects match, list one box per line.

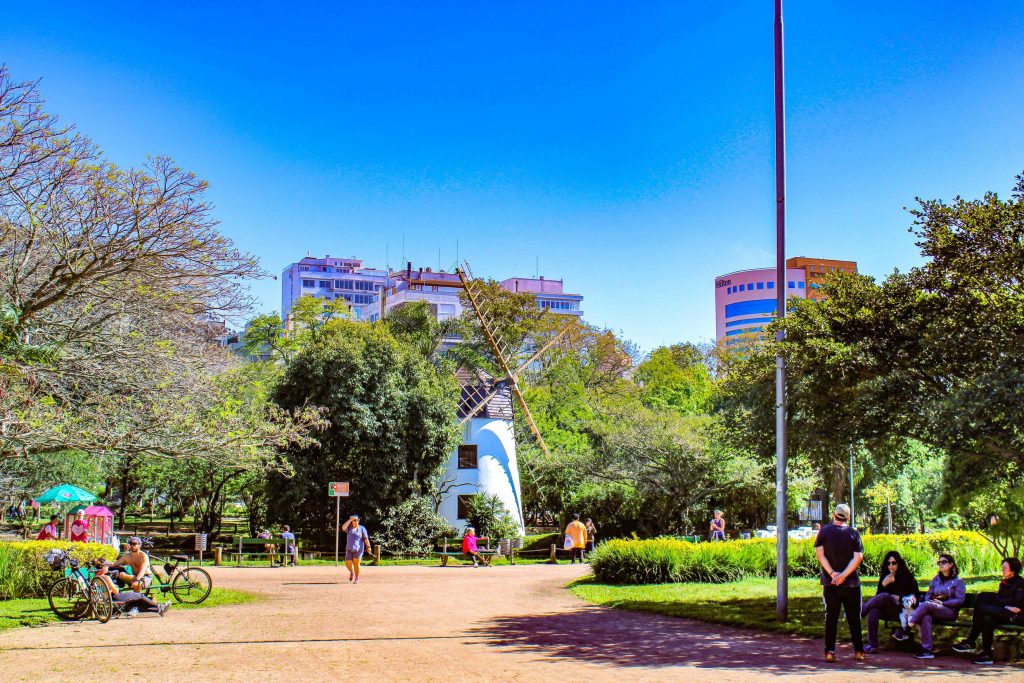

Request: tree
left=268, top=320, right=460, bottom=544
left=634, top=344, right=715, bottom=415
left=721, top=171, right=1024, bottom=545
left=0, top=66, right=309, bottom=468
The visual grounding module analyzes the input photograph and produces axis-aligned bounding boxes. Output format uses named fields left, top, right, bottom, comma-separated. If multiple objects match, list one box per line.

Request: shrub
left=590, top=531, right=1002, bottom=585
left=376, top=496, right=456, bottom=557
left=0, top=540, right=117, bottom=598
left=464, top=493, right=520, bottom=541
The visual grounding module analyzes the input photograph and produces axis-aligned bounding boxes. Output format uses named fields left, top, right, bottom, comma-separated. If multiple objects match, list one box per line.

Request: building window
left=302, top=279, right=315, bottom=288
left=798, top=282, right=805, bottom=289
left=457, top=494, right=474, bottom=519
left=788, top=281, right=795, bottom=289
left=756, top=282, right=764, bottom=290
left=767, top=281, right=775, bottom=289
left=458, top=444, right=478, bottom=469
left=318, top=280, right=330, bottom=288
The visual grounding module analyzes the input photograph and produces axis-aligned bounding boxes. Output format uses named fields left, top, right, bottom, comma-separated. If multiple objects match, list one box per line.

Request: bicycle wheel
left=171, top=567, right=212, bottom=604
left=89, top=578, right=113, bottom=623
left=47, top=577, right=91, bottom=620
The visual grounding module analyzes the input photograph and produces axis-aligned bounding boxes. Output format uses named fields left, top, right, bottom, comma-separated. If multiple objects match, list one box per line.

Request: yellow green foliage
left=590, top=531, right=1002, bottom=585
left=0, top=541, right=117, bottom=599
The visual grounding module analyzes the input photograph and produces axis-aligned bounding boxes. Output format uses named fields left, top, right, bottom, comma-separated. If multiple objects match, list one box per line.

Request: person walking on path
left=565, top=514, right=587, bottom=564
left=814, top=503, right=865, bottom=663
left=897, top=553, right=966, bottom=659
left=709, top=511, right=726, bottom=541
left=342, top=515, right=372, bottom=584
left=584, top=518, right=598, bottom=556
left=861, top=550, right=919, bottom=653
left=952, top=556, right=1024, bottom=664
left=280, top=525, right=297, bottom=566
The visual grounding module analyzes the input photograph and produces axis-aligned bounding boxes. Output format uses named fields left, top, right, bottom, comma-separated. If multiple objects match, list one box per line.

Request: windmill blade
left=458, top=384, right=504, bottom=425
left=457, top=266, right=555, bottom=458
left=514, top=323, right=573, bottom=377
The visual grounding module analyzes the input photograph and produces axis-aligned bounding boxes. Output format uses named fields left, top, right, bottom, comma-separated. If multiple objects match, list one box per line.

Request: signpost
left=194, top=532, right=208, bottom=565
left=329, top=482, right=350, bottom=566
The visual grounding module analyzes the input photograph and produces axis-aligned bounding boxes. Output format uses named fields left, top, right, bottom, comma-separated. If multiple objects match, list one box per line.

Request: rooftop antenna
left=402, top=235, right=406, bottom=266
left=438, top=247, right=441, bottom=272
left=535, top=255, right=539, bottom=279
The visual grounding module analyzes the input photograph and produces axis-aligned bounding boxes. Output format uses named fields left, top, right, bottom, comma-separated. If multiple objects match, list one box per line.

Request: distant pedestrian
left=565, top=514, right=587, bottom=564
left=342, top=515, right=372, bottom=583
left=709, top=510, right=726, bottom=541
left=584, top=518, right=598, bottom=556
left=37, top=514, right=60, bottom=541
left=280, top=525, right=297, bottom=566
left=814, top=503, right=865, bottom=663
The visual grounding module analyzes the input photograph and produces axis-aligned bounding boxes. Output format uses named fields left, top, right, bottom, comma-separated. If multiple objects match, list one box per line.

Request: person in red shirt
left=69, top=518, right=89, bottom=543
left=461, top=527, right=490, bottom=567
left=37, top=515, right=60, bottom=540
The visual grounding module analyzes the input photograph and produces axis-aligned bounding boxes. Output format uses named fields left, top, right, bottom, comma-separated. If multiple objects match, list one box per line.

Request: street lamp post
left=773, top=0, right=789, bottom=622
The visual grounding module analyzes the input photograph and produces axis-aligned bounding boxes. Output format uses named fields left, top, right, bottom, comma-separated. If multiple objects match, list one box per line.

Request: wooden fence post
left=372, top=545, right=381, bottom=566
left=549, top=543, right=557, bottom=564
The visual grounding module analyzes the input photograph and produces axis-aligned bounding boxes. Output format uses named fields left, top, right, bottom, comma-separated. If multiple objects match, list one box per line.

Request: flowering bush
left=590, top=531, right=1002, bottom=585
left=0, top=540, right=117, bottom=598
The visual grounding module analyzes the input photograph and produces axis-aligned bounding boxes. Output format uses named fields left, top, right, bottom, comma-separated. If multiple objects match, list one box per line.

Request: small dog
left=899, top=594, right=918, bottom=630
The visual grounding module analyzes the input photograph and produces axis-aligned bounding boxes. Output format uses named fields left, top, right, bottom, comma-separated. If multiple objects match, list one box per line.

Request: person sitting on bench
left=462, top=527, right=490, bottom=567
left=95, top=561, right=169, bottom=616
left=953, top=556, right=1024, bottom=665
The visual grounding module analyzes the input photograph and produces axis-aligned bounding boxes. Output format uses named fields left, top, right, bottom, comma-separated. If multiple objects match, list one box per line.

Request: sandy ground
left=0, top=563, right=1020, bottom=682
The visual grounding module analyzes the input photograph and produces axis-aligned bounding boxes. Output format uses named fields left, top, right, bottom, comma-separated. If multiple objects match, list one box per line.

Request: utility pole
left=773, top=0, right=789, bottom=622
left=849, top=445, right=856, bottom=528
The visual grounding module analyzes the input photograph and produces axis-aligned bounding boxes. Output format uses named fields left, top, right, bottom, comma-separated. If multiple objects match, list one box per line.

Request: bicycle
left=44, top=549, right=113, bottom=623
left=134, top=538, right=213, bottom=604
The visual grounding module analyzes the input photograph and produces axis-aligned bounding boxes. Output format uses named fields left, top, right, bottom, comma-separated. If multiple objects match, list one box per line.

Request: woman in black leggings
left=952, top=557, right=1024, bottom=664
left=95, top=562, right=169, bottom=616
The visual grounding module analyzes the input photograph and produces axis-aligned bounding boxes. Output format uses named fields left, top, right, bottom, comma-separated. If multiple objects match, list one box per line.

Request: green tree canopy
left=268, top=320, right=460, bottom=543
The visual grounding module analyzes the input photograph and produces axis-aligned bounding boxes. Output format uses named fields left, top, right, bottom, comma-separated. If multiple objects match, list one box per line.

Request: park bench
left=882, top=593, right=1023, bottom=651
left=434, top=537, right=499, bottom=566
left=230, top=537, right=300, bottom=567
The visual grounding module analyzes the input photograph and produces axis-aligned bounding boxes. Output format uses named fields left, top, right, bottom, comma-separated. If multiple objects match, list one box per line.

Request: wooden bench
left=883, top=593, right=1024, bottom=635
left=434, top=537, right=499, bottom=566
left=230, top=537, right=299, bottom=567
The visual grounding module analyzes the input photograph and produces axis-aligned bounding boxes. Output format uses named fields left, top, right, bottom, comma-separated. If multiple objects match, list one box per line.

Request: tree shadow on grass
left=466, top=598, right=1017, bottom=677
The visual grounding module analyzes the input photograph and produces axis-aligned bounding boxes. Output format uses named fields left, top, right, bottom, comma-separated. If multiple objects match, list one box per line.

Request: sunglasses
left=887, top=561, right=898, bottom=566
left=937, top=560, right=950, bottom=565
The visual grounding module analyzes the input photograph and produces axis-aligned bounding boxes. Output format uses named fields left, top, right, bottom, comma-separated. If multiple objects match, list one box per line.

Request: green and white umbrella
left=34, top=484, right=97, bottom=504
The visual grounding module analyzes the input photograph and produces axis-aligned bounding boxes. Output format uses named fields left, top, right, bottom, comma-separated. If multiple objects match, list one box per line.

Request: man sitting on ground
left=95, top=561, right=169, bottom=616
left=113, top=536, right=152, bottom=592
left=462, top=527, right=490, bottom=567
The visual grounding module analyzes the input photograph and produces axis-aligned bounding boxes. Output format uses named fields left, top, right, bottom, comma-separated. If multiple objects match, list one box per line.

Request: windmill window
left=458, top=444, right=478, bottom=469
left=457, top=494, right=474, bottom=519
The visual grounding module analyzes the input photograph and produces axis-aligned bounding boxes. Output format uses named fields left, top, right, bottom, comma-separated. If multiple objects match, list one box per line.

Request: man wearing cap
left=814, top=503, right=864, bottom=663
left=114, top=537, right=152, bottom=592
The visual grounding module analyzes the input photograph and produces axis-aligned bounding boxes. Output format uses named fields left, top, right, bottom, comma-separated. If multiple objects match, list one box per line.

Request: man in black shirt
left=814, top=503, right=865, bottom=663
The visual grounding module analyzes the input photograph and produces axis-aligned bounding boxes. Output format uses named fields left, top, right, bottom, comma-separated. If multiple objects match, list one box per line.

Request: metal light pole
left=849, top=445, right=856, bottom=528
left=773, top=0, right=789, bottom=622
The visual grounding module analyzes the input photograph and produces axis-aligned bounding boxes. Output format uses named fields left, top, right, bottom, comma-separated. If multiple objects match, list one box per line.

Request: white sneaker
left=127, top=607, right=139, bottom=617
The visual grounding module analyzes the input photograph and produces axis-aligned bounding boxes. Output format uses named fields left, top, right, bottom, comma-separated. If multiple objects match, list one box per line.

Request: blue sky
left=4, top=2, right=1023, bottom=351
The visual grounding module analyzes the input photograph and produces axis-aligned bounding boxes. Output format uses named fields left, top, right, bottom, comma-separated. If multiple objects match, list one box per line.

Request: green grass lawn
left=0, top=587, right=257, bottom=632
left=571, top=575, right=1007, bottom=642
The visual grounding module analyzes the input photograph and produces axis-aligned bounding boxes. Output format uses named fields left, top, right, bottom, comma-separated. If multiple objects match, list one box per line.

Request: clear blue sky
left=4, top=2, right=1023, bottom=352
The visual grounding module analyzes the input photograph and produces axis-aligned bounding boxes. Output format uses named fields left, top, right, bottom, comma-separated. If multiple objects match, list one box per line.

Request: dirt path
left=0, top=564, right=1018, bottom=681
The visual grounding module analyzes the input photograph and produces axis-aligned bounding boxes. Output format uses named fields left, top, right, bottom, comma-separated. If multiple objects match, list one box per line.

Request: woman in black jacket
left=862, top=551, right=919, bottom=653
left=952, top=557, right=1024, bottom=664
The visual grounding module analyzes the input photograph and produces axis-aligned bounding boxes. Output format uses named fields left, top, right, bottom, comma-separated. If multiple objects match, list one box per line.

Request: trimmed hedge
left=590, top=531, right=1003, bottom=585
left=0, top=541, right=117, bottom=599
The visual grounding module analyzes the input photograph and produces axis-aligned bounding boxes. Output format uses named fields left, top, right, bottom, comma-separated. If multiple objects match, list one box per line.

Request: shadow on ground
left=467, top=604, right=1016, bottom=677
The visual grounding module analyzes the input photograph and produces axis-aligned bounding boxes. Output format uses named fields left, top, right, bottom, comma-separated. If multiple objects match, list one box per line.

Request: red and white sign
left=329, top=482, right=350, bottom=497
